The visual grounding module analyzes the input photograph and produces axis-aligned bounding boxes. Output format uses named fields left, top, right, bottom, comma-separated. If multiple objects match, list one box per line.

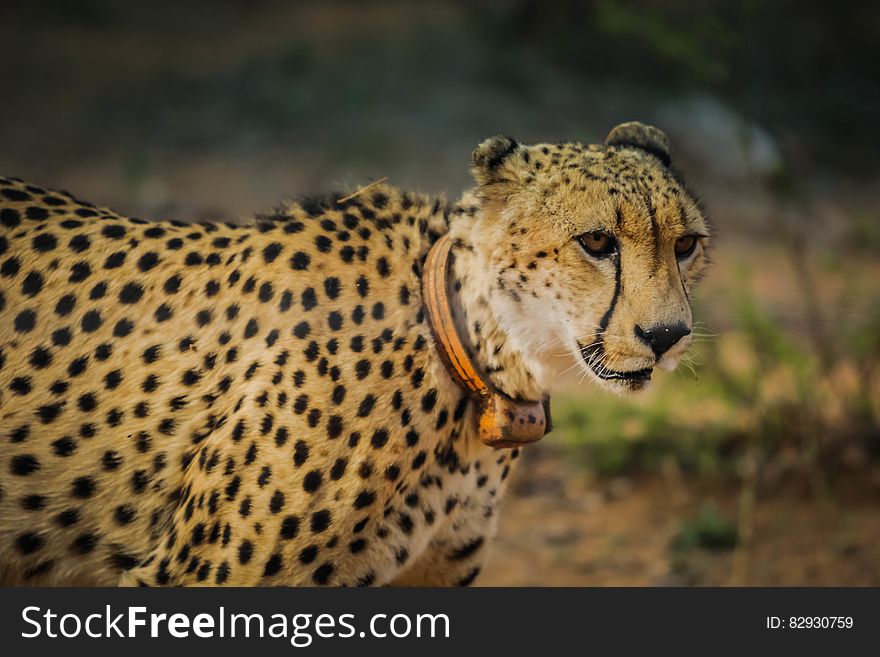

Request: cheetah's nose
left=634, top=322, right=691, bottom=357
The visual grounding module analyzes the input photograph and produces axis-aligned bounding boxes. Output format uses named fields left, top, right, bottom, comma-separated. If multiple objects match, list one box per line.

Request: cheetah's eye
left=674, top=235, right=698, bottom=259
left=576, top=231, right=616, bottom=258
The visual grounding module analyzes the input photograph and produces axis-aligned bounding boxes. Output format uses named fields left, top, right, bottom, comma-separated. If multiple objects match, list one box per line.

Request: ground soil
left=479, top=444, right=880, bottom=586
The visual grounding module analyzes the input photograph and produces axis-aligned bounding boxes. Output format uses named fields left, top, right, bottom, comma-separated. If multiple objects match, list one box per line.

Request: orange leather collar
left=421, top=233, right=551, bottom=448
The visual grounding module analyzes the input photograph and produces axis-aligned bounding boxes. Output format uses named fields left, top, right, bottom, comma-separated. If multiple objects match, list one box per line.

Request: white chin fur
left=656, top=356, right=679, bottom=372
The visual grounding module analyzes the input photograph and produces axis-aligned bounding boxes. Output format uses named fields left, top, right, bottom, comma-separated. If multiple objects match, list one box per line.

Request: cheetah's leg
left=389, top=498, right=496, bottom=587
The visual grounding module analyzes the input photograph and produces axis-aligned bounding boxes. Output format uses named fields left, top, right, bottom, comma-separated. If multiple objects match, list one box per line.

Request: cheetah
left=0, top=122, right=709, bottom=586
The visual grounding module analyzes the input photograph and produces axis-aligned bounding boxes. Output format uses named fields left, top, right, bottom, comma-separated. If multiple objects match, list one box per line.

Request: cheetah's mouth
left=577, top=342, right=653, bottom=384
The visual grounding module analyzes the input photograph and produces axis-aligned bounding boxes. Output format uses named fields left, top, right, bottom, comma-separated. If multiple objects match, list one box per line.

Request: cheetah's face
left=469, top=122, right=710, bottom=393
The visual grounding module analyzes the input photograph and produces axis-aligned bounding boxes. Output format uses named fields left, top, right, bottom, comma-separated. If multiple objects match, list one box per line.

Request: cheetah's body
left=0, top=123, right=709, bottom=586
left=0, top=178, right=501, bottom=586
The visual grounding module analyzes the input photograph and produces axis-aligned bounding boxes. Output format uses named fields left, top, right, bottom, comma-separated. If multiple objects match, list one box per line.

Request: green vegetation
left=671, top=503, right=739, bottom=552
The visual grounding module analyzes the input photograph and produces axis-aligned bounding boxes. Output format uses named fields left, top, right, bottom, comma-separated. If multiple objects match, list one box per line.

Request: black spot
left=353, top=490, right=375, bottom=509
left=1, top=187, right=30, bottom=201
left=54, top=508, right=80, bottom=527
left=263, top=553, right=283, bottom=577
left=263, top=242, right=282, bottom=263
left=357, top=394, right=376, bottom=417
left=269, top=490, right=285, bottom=513
left=52, top=436, right=77, bottom=456
left=310, top=509, right=331, bottom=533
left=293, top=321, right=310, bottom=339
left=21, top=271, right=44, bottom=297
left=355, top=360, right=371, bottom=380
left=51, top=327, right=72, bottom=346
left=27, top=207, right=50, bottom=220
left=81, top=310, right=103, bottom=333
left=21, top=494, right=46, bottom=510
left=71, top=476, right=96, bottom=498
left=138, top=252, right=159, bottom=271
left=32, top=232, right=58, bottom=252
left=154, top=304, right=173, bottom=322
left=303, top=470, right=322, bottom=493
left=238, top=540, right=253, bottom=564
left=89, top=281, right=107, bottom=300
left=315, top=235, right=332, bottom=252
left=164, top=274, right=182, bottom=294
left=323, top=277, right=340, bottom=299
left=370, top=428, right=389, bottom=448
left=51, top=294, right=75, bottom=317
left=450, top=537, right=485, bottom=561
left=326, top=415, right=344, bottom=440
left=279, top=290, right=293, bottom=311
left=102, top=450, right=123, bottom=470
left=119, top=282, right=144, bottom=304
left=258, top=282, right=274, bottom=302
left=131, top=470, right=149, bottom=494
left=312, top=563, right=334, bottom=585
left=290, top=251, right=310, bottom=270
left=1, top=255, right=21, bottom=278
left=380, top=360, right=394, bottom=378
left=421, top=389, right=438, bottom=413
left=111, top=504, right=135, bottom=526
left=102, top=224, right=126, bottom=239
left=109, top=550, right=140, bottom=571
left=104, top=369, right=122, bottom=389
left=70, top=532, right=99, bottom=554
left=103, top=251, right=126, bottom=269
left=142, top=345, right=161, bottom=363
left=10, top=376, right=32, bottom=395
left=181, top=369, right=201, bottom=386
left=0, top=207, right=21, bottom=228
left=302, top=287, right=317, bottom=311
left=14, top=309, right=37, bottom=332
left=299, top=545, right=318, bottom=564
left=330, top=458, right=348, bottom=480
left=280, top=515, right=300, bottom=539
left=69, top=261, right=92, bottom=282
left=457, top=567, right=482, bottom=586
left=11, top=454, right=40, bottom=476
left=356, top=275, right=369, bottom=297
left=37, top=401, right=64, bottom=423
left=215, top=562, right=230, bottom=584
left=398, top=513, right=414, bottom=534
left=16, top=532, right=46, bottom=555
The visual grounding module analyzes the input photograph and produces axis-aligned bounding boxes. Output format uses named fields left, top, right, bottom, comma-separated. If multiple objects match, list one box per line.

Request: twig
left=336, top=177, right=388, bottom=204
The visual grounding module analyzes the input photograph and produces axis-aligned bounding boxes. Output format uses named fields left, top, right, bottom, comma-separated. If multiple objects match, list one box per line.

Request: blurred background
left=2, top=0, right=878, bottom=585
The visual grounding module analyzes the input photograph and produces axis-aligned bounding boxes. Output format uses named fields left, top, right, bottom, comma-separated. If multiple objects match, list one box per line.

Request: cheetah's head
left=464, top=122, right=710, bottom=393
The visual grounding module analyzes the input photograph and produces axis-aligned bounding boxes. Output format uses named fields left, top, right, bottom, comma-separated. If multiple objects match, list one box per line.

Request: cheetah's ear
left=471, top=135, right=520, bottom=189
left=605, top=122, right=671, bottom=167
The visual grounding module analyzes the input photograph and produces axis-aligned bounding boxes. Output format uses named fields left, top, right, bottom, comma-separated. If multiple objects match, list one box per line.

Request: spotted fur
left=0, top=122, right=708, bottom=586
